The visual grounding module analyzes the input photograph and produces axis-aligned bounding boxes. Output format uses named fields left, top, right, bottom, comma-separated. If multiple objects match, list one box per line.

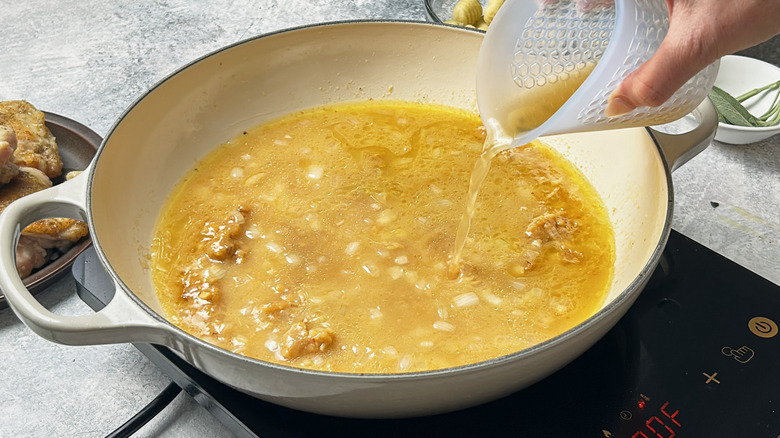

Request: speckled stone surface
left=672, top=36, right=780, bottom=285
left=0, top=2, right=778, bottom=437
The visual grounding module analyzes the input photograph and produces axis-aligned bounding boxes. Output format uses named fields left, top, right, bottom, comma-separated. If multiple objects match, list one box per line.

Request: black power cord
left=105, top=382, right=183, bottom=438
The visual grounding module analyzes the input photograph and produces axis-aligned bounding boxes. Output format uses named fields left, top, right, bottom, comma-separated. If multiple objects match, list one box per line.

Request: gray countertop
left=1, top=1, right=778, bottom=437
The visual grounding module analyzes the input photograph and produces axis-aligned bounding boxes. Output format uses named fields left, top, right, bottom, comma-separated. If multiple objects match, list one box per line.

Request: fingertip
left=604, top=93, right=636, bottom=118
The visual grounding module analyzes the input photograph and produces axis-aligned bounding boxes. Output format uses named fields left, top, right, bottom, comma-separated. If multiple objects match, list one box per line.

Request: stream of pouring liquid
left=449, top=64, right=596, bottom=276
left=449, top=119, right=513, bottom=276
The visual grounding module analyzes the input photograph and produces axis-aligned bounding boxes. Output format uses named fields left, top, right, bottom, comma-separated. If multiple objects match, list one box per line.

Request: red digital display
left=631, top=401, right=680, bottom=438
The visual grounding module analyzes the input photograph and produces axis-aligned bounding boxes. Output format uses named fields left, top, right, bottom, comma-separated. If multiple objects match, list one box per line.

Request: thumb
left=605, top=6, right=720, bottom=118
left=605, top=40, right=714, bottom=117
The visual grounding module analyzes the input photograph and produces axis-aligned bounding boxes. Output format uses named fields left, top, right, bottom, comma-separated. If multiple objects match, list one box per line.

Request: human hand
left=605, top=0, right=780, bottom=116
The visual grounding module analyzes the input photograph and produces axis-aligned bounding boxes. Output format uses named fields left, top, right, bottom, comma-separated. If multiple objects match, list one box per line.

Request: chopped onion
left=481, top=291, right=503, bottom=306
left=208, top=265, right=226, bottom=280
left=387, top=266, right=404, bottom=280
left=376, top=209, right=397, bottom=225
left=244, top=225, right=261, bottom=239
left=306, top=165, right=324, bottom=180
left=285, top=254, right=301, bottom=265
left=345, top=242, right=360, bottom=256
left=453, top=292, right=479, bottom=307
left=228, top=210, right=245, bottom=224
left=511, top=281, right=526, bottom=290
left=433, top=321, right=456, bottom=332
left=362, top=262, right=379, bottom=277
left=265, top=242, right=283, bottom=253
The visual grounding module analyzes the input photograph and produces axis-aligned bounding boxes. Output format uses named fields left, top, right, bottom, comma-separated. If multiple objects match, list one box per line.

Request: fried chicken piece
left=23, top=218, right=89, bottom=248
left=15, top=235, right=48, bottom=278
left=0, top=102, right=89, bottom=279
left=0, top=125, right=20, bottom=184
left=509, top=212, right=581, bottom=276
left=280, top=321, right=335, bottom=360
left=0, top=100, right=62, bottom=179
left=0, top=167, right=52, bottom=277
left=14, top=218, right=89, bottom=278
left=0, top=166, right=52, bottom=211
left=525, top=212, right=577, bottom=241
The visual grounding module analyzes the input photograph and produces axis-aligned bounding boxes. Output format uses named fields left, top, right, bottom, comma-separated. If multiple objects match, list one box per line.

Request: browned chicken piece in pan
left=525, top=212, right=577, bottom=242
left=0, top=125, right=20, bottom=184
left=2, top=171, right=89, bottom=277
left=16, top=218, right=89, bottom=277
left=0, top=165, right=88, bottom=278
left=0, top=166, right=52, bottom=210
left=0, top=100, right=90, bottom=279
left=23, top=218, right=89, bottom=247
left=0, top=166, right=53, bottom=277
left=0, top=100, right=63, bottom=179
left=15, top=236, right=48, bottom=278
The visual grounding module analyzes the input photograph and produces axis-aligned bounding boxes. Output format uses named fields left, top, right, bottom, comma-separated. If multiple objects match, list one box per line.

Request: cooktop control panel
left=612, top=232, right=779, bottom=438
left=74, top=231, right=779, bottom=437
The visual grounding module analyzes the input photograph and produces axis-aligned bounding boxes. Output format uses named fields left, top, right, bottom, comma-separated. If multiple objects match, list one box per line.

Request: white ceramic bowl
left=424, top=0, right=487, bottom=25
left=713, top=55, right=780, bottom=144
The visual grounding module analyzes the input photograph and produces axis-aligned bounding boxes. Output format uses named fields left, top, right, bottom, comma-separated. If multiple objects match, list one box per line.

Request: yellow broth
left=150, top=101, right=615, bottom=373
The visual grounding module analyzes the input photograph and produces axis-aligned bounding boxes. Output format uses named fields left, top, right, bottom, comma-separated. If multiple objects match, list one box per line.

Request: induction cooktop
left=74, top=230, right=780, bottom=437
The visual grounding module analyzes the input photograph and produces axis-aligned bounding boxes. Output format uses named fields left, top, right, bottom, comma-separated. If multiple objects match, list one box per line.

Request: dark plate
left=0, top=112, right=100, bottom=308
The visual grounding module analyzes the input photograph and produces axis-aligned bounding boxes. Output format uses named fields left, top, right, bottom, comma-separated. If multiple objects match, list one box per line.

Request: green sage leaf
left=709, top=86, right=762, bottom=127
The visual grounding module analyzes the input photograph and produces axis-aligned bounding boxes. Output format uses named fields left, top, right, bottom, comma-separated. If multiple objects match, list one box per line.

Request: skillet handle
left=0, top=171, right=172, bottom=346
left=648, top=97, right=718, bottom=172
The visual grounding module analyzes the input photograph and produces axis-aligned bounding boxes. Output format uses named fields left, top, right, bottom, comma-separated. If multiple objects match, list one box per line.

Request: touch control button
left=748, top=316, right=778, bottom=338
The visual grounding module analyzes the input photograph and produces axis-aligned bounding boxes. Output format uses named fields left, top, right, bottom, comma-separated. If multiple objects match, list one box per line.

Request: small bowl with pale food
left=710, top=55, right=780, bottom=144
left=425, top=0, right=503, bottom=30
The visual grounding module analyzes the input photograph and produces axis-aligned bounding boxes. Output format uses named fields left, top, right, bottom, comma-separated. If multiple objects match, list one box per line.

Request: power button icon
left=748, top=317, right=778, bottom=338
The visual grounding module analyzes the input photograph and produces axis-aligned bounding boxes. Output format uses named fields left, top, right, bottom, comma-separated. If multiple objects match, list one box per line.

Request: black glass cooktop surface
left=74, top=230, right=780, bottom=437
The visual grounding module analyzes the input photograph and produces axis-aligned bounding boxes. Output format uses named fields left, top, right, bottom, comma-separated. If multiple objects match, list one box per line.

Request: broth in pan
left=150, top=100, right=614, bottom=373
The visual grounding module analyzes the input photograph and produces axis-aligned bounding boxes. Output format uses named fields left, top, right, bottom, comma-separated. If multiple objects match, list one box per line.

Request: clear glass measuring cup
left=476, top=0, right=720, bottom=149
